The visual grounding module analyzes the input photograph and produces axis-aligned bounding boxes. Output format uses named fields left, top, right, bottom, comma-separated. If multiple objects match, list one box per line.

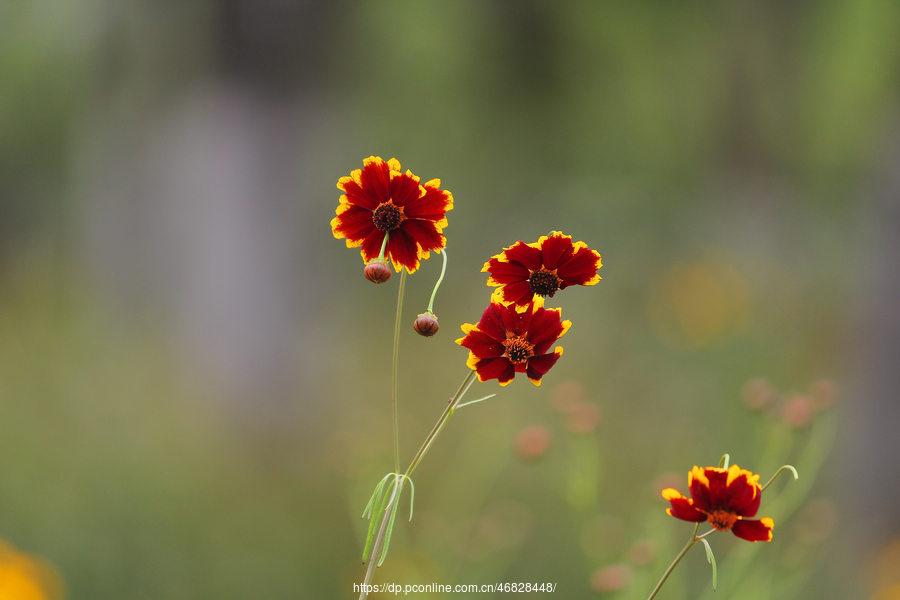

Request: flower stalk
left=390, top=269, right=407, bottom=474
left=359, top=369, right=479, bottom=600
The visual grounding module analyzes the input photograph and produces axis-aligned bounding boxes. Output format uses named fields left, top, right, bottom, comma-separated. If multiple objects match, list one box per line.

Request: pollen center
left=372, top=201, right=406, bottom=231
left=707, top=509, right=739, bottom=531
left=528, top=267, right=562, bottom=297
left=502, top=336, right=535, bottom=364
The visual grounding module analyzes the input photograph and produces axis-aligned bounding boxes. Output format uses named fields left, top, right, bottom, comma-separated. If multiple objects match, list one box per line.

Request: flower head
left=331, top=156, right=453, bottom=274
left=483, top=232, right=602, bottom=309
left=662, top=465, right=774, bottom=542
left=456, top=293, right=570, bottom=386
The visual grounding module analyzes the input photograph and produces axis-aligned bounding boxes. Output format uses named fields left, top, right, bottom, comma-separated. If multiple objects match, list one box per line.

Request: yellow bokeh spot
left=869, top=537, right=900, bottom=600
left=649, top=256, right=750, bottom=348
left=0, top=541, right=64, bottom=600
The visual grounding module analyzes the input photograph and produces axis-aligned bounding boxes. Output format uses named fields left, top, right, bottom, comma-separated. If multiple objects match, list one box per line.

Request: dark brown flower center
left=502, top=335, right=535, bottom=364
left=372, top=201, right=406, bottom=231
left=528, top=267, right=562, bottom=297
left=707, top=509, right=739, bottom=531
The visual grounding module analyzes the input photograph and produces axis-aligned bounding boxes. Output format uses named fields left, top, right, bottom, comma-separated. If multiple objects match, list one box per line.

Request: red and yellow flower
left=331, top=156, right=453, bottom=274
left=662, top=465, right=774, bottom=542
left=456, top=293, right=570, bottom=386
left=483, top=232, right=602, bottom=309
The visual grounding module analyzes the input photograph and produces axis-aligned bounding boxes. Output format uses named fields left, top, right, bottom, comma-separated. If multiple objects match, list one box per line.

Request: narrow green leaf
left=454, top=394, right=497, bottom=410
left=378, top=483, right=402, bottom=566
left=362, top=476, right=388, bottom=520
left=405, top=476, right=416, bottom=521
left=699, top=538, right=718, bottom=591
left=362, top=479, right=390, bottom=562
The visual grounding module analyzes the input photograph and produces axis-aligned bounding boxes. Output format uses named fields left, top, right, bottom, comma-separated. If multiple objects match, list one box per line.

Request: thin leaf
left=362, top=479, right=391, bottom=562
left=405, top=476, right=416, bottom=521
left=377, top=482, right=402, bottom=566
left=700, top=538, right=718, bottom=591
left=362, top=475, right=389, bottom=519
left=454, top=394, right=497, bottom=410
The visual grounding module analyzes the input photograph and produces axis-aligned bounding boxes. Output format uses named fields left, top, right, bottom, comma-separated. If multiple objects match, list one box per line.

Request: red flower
left=662, top=465, right=774, bottom=542
left=456, top=294, right=570, bottom=386
left=483, top=232, right=602, bottom=309
left=331, top=156, right=453, bottom=274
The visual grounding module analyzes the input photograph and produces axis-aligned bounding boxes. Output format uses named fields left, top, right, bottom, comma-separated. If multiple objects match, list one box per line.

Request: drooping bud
left=413, top=311, right=439, bottom=337
left=364, top=259, right=392, bottom=284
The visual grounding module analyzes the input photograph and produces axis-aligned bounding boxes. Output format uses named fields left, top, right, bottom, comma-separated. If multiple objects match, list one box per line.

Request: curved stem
left=760, top=464, right=799, bottom=493
left=391, top=269, right=407, bottom=474
left=647, top=523, right=701, bottom=600
left=426, top=249, right=448, bottom=313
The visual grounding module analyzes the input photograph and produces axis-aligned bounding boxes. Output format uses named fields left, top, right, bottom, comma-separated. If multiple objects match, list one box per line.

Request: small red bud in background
left=413, top=311, right=440, bottom=337
left=364, top=259, right=392, bottom=284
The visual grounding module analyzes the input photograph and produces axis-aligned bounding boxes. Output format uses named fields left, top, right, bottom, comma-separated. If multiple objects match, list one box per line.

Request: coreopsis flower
left=483, top=231, right=602, bottom=309
left=662, top=465, right=774, bottom=542
left=456, top=293, right=570, bottom=386
left=331, top=156, right=453, bottom=274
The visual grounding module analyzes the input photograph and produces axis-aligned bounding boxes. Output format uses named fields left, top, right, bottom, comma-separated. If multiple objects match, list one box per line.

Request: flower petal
left=401, top=218, right=446, bottom=254
left=386, top=227, right=421, bottom=273
left=540, top=232, right=576, bottom=271
left=360, top=228, right=387, bottom=262
left=502, top=241, right=543, bottom=271
left=458, top=328, right=506, bottom=358
left=406, top=183, right=452, bottom=226
left=332, top=201, right=374, bottom=237
left=358, top=157, right=392, bottom=203
left=723, top=465, right=762, bottom=517
left=731, top=517, right=774, bottom=542
left=662, top=488, right=707, bottom=522
left=526, top=306, right=568, bottom=349
left=472, top=303, right=508, bottom=342
left=484, top=260, right=531, bottom=285
left=337, top=173, right=381, bottom=211
left=500, top=298, right=535, bottom=337
left=469, top=355, right=516, bottom=385
left=388, top=170, right=422, bottom=207
left=526, top=347, right=563, bottom=385
left=498, top=281, right=535, bottom=307
left=557, top=244, right=602, bottom=287
left=688, top=466, right=716, bottom=513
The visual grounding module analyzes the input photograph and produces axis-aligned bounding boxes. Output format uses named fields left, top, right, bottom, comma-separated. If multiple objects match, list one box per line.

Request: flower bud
left=364, top=259, right=392, bottom=284
left=413, top=311, right=439, bottom=337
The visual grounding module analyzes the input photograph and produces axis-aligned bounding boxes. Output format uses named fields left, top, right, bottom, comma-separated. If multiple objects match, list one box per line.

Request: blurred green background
left=2, top=1, right=899, bottom=598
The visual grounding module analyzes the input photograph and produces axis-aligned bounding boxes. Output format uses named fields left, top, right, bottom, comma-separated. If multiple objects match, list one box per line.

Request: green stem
left=359, top=369, right=478, bottom=599
left=359, top=489, right=398, bottom=600
left=391, top=269, right=407, bottom=474
left=760, top=465, right=799, bottom=493
left=426, top=249, right=448, bottom=313
left=647, top=523, right=701, bottom=600
left=404, top=369, right=478, bottom=478
left=377, top=232, right=390, bottom=260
